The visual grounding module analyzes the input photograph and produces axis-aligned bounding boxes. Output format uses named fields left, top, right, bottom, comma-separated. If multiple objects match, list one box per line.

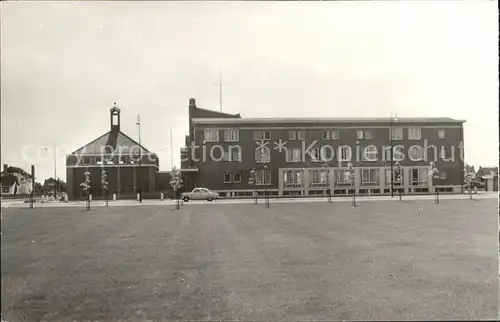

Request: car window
left=193, top=188, right=200, bottom=193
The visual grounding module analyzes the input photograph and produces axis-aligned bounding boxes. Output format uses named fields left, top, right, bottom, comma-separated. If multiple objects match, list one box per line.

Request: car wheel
left=183, top=197, right=190, bottom=202
left=207, top=197, right=213, bottom=201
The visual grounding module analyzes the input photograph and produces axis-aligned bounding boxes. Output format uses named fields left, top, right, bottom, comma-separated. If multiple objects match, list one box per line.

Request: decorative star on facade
left=273, top=139, right=288, bottom=153
left=255, top=139, right=269, bottom=151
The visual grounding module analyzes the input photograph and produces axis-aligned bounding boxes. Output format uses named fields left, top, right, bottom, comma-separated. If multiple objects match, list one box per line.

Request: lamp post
left=346, top=162, right=356, bottom=206
left=263, top=163, right=270, bottom=208
left=44, top=142, right=58, bottom=199
left=323, top=161, right=332, bottom=203
left=169, top=167, right=183, bottom=210
left=136, top=115, right=143, bottom=203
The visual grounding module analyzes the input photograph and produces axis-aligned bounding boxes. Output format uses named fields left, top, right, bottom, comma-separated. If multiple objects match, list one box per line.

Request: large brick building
left=181, top=98, right=465, bottom=197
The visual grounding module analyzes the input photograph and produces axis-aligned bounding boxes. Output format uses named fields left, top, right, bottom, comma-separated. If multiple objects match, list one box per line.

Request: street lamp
left=44, top=142, right=58, bottom=199
left=346, top=162, right=356, bottom=206
left=136, top=115, right=143, bottom=203
left=323, top=161, right=332, bottom=203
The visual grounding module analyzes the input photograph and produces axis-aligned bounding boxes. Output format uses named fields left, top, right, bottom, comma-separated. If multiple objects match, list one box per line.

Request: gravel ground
left=1, top=199, right=498, bottom=321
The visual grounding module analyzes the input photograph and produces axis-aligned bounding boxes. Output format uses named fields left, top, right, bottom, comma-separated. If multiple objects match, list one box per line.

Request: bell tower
left=110, top=102, right=121, bottom=132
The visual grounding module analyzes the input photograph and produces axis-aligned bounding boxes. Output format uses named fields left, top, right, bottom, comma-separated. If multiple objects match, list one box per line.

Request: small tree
left=394, top=162, right=403, bottom=200
left=429, top=162, right=440, bottom=204
left=248, top=168, right=257, bottom=204
left=80, top=171, right=91, bottom=210
left=464, top=164, right=474, bottom=199
left=101, top=170, right=109, bottom=207
left=345, top=162, right=356, bottom=206
left=169, top=167, right=183, bottom=210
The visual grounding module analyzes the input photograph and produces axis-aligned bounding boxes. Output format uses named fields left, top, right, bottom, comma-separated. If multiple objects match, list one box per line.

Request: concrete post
left=113, top=193, right=116, bottom=201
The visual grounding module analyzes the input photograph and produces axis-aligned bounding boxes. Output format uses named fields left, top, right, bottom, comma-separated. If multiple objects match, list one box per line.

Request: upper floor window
left=223, top=173, right=232, bottom=183
left=357, top=129, right=373, bottom=140
left=339, top=146, right=352, bottom=161
left=288, top=130, right=305, bottom=140
left=408, top=146, right=424, bottom=160
left=254, top=130, right=271, bottom=140
left=288, top=131, right=297, bottom=140
left=223, top=129, right=239, bottom=142
left=356, top=130, right=364, bottom=139
left=297, top=130, right=305, bottom=140
left=390, top=127, right=403, bottom=140
left=365, top=130, right=373, bottom=139
left=438, top=129, right=446, bottom=139
left=331, top=130, right=340, bottom=140
left=362, top=146, right=378, bottom=161
left=204, top=128, right=219, bottom=142
left=255, top=147, right=271, bottom=163
left=408, top=127, right=421, bottom=140
left=286, top=148, right=302, bottom=163
left=309, top=148, right=322, bottom=162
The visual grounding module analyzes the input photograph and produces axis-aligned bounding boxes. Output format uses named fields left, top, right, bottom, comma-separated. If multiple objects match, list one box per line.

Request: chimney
left=3, top=164, right=7, bottom=173
left=189, top=98, right=196, bottom=108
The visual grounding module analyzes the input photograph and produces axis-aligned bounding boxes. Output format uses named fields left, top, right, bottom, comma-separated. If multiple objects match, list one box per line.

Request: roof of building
left=1, top=166, right=32, bottom=179
left=476, top=166, right=498, bottom=178
left=0, top=174, right=18, bottom=187
left=71, top=130, right=153, bottom=155
left=192, top=117, right=466, bottom=125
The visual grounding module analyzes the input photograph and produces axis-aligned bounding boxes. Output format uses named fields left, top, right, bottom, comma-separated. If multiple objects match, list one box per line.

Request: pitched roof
left=476, top=166, right=498, bottom=178
left=71, top=130, right=152, bottom=155
left=0, top=166, right=32, bottom=179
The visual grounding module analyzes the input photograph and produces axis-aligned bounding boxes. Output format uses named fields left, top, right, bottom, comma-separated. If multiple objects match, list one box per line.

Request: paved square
left=1, top=199, right=498, bottom=320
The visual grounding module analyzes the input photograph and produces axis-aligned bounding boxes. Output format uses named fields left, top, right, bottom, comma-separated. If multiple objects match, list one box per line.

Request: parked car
left=181, top=188, right=219, bottom=201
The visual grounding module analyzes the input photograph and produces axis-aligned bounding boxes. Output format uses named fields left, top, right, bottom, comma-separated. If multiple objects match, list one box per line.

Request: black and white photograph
left=1, top=1, right=498, bottom=321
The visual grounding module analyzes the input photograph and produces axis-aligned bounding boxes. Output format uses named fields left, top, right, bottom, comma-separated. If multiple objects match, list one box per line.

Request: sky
left=1, top=1, right=498, bottom=182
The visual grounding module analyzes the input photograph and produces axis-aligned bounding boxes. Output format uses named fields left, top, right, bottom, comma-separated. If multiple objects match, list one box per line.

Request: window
left=411, top=168, right=429, bottom=185
left=408, top=127, right=422, bottom=140
left=255, top=147, right=271, bottom=163
left=390, top=127, right=403, bottom=140
left=256, top=170, right=271, bottom=185
left=310, top=169, right=328, bottom=186
left=309, top=148, right=321, bottom=162
left=254, top=131, right=271, bottom=140
left=385, top=168, right=404, bottom=185
left=438, top=129, right=446, bottom=139
left=331, top=131, right=340, bottom=140
left=204, top=129, right=219, bottom=142
left=362, top=146, right=378, bottom=161
left=339, top=146, right=352, bottom=161
left=119, top=156, right=126, bottom=164
left=335, top=169, right=350, bottom=185
left=96, top=157, right=103, bottom=165
left=283, top=170, right=303, bottom=187
left=297, top=130, right=305, bottom=140
left=288, top=131, right=297, bottom=140
left=361, top=169, right=379, bottom=186
left=408, top=146, right=423, bottom=160
left=223, top=173, right=232, bottom=183
left=286, top=148, right=302, bottom=163
left=105, top=156, right=114, bottom=164
left=232, top=150, right=241, bottom=162
left=323, top=131, right=330, bottom=140
left=224, top=129, right=239, bottom=142
left=356, top=130, right=364, bottom=139
left=233, top=172, right=241, bottom=183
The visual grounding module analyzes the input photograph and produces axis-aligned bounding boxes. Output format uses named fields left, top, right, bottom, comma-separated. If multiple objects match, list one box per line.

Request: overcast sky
left=1, top=1, right=498, bottom=181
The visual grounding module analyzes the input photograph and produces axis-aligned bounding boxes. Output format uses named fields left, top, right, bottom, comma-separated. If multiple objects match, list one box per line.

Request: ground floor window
left=256, top=170, right=271, bottom=185
left=283, top=170, right=304, bottom=187
left=411, top=168, right=429, bottom=186
left=310, top=169, right=328, bottom=186
left=361, top=168, right=380, bottom=186
left=334, top=169, right=351, bottom=186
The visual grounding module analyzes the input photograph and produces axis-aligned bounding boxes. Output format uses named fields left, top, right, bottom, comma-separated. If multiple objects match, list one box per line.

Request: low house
left=476, top=166, right=498, bottom=192
left=0, top=164, right=33, bottom=196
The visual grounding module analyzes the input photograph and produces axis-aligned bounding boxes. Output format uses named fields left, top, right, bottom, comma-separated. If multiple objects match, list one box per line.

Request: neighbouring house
left=476, top=166, right=498, bottom=191
left=43, top=178, right=57, bottom=193
left=0, top=164, right=33, bottom=196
